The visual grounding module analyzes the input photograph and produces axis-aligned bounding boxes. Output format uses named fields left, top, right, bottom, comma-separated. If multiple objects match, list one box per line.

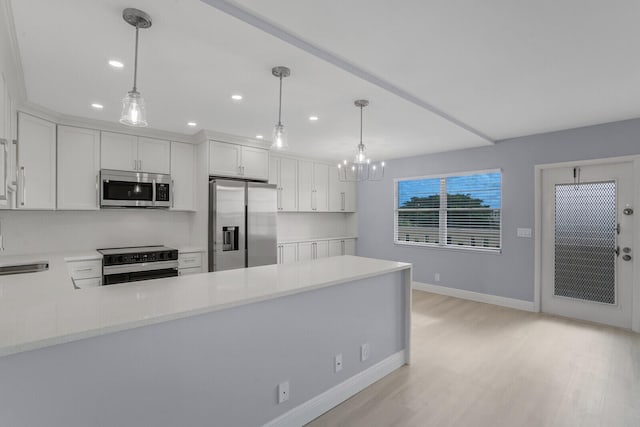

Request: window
left=395, top=170, right=502, bottom=252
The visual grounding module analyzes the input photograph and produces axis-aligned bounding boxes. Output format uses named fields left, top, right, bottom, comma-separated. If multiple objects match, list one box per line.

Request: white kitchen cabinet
left=297, top=240, right=328, bottom=260
left=241, top=146, right=269, bottom=180
left=329, top=166, right=357, bottom=212
left=270, top=156, right=297, bottom=211
left=138, top=137, right=171, bottom=174
left=67, top=258, right=102, bottom=288
left=315, top=240, right=329, bottom=258
left=298, top=161, right=329, bottom=212
left=101, top=132, right=170, bottom=173
left=0, top=73, right=8, bottom=206
left=178, top=251, right=204, bottom=275
left=17, top=113, right=56, bottom=210
left=101, top=132, right=137, bottom=171
left=328, top=238, right=357, bottom=257
left=170, top=141, right=196, bottom=211
left=277, top=243, right=297, bottom=264
left=57, top=126, right=100, bottom=210
left=209, top=140, right=269, bottom=180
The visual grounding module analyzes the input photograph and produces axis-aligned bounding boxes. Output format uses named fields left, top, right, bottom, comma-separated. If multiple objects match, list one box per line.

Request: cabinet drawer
left=178, top=252, right=202, bottom=269
left=74, top=277, right=102, bottom=288
left=178, top=266, right=203, bottom=276
left=67, top=260, right=102, bottom=280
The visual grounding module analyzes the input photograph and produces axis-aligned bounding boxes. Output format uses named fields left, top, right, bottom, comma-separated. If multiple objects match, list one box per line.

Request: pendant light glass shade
left=272, top=123, right=288, bottom=150
left=119, top=8, right=151, bottom=128
left=120, top=90, right=147, bottom=127
left=338, top=100, right=385, bottom=182
left=270, top=66, right=291, bottom=151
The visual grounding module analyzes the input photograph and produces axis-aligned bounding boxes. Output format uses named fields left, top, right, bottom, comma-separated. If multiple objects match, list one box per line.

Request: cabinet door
left=315, top=240, right=329, bottom=259
left=241, top=146, right=269, bottom=180
left=269, top=156, right=280, bottom=186
left=328, top=166, right=342, bottom=212
left=344, top=239, right=356, bottom=255
left=281, top=243, right=297, bottom=264
left=280, top=157, right=297, bottom=211
left=0, top=74, right=7, bottom=205
left=170, top=142, right=196, bottom=211
left=17, top=113, right=56, bottom=209
left=138, top=137, right=170, bottom=174
left=297, top=242, right=314, bottom=261
left=313, top=163, right=329, bottom=212
left=297, top=160, right=313, bottom=212
left=101, top=132, right=137, bottom=171
left=57, top=126, right=100, bottom=210
left=328, top=239, right=343, bottom=257
left=209, top=141, right=241, bottom=177
left=344, top=180, right=357, bottom=212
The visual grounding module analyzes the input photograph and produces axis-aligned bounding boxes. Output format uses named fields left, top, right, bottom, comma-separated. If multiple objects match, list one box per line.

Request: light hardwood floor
left=307, top=291, right=640, bottom=427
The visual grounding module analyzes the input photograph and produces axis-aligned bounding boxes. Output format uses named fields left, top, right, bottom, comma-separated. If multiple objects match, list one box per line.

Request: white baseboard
left=263, top=350, right=407, bottom=427
left=413, top=281, right=537, bottom=312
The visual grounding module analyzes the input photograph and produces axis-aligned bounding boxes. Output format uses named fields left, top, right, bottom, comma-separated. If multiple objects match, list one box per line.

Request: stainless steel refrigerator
left=208, top=179, right=277, bottom=272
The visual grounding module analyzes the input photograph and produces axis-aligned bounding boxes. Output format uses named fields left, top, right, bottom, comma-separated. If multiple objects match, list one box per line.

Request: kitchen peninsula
left=0, top=255, right=411, bottom=427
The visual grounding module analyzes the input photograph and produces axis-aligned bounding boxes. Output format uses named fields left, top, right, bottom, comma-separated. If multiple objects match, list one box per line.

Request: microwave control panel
left=156, top=183, right=170, bottom=202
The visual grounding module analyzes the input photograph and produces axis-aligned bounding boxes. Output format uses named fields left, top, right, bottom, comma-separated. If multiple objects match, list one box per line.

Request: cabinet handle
left=171, top=179, right=175, bottom=208
left=242, top=165, right=245, bottom=175
left=152, top=179, right=157, bottom=207
left=74, top=268, right=94, bottom=273
left=0, top=139, right=7, bottom=201
left=20, top=166, right=25, bottom=206
left=139, top=160, right=143, bottom=171
left=341, top=240, right=345, bottom=255
left=11, top=140, right=17, bottom=186
left=96, top=174, right=100, bottom=208
left=133, top=159, right=137, bottom=170
left=311, top=189, right=317, bottom=211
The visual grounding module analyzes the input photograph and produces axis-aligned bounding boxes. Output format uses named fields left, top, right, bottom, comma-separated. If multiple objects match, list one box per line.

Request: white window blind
left=395, top=170, right=502, bottom=252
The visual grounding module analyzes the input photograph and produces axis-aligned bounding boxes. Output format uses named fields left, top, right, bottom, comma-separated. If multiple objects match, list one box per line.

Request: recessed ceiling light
left=309, top=116, right=319, bottom=121
left=256, top=135, right=264, bottom=139
left=231, top=94, right=243, bottom=101
left=187, top=121, right=197, bottom=127
left=108, top=59, right=124, bottom=69
left=91, top=103, right=104, bottom=110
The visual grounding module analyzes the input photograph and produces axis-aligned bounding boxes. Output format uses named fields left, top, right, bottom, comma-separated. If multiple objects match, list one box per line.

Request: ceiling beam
left=200, top=0, right=495, bottom=145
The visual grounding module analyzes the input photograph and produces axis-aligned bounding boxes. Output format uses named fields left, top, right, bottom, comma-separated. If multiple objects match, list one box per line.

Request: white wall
left=0, top=210, right=193, bottom=255
left=277, top=212, right=357, bottom=241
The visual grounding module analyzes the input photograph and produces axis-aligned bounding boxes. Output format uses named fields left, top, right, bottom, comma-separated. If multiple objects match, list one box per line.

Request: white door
left=241, top=146, right=269, bottom=180
left=281, top=243, right=297, bottom=264
left=313, top=163, right=329, bottom=212
left=57, top=126, right=100, bottom=210
left=298, top=160, right=314, bottom=212
left=298, top=242, right=313, bottom=261
left=17, top=113, right=56, bottom=210
left=344, top=239, right=356, bottom=255
left=101, top=132, right=137, bottom=172
left=170, top=141, right=196, bottom=211
left=209, top=141, right=241, bottom=177
left=315, top=240, right=329, bottom=259
left=541, top=162, right=634, bottom=329
left=138, top=137, right=170, bottom=174
left=269, top=156, right=280, bottom=186
left=328, top=239, right=343, bottom=257
left=280, top=157, right=297, bottom=211
left=329, top=166, right=342, bottom=212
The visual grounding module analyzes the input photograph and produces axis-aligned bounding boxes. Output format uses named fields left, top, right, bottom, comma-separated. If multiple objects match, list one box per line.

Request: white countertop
left=0, top=255, right=410, bottom=358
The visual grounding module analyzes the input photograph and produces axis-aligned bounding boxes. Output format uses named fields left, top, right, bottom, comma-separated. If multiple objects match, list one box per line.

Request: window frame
left=394, top=168, right=503, bottom=254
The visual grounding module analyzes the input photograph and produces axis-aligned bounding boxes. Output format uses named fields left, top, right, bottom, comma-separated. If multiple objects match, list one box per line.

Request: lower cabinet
left=277, top=243, right=297, bottom=264
left=178, top=250, right=204, bottom=275
left=279, top=238, right=355, bottom=264
left=329, top=238, right=357, bottom=256
left=66, top=258, right=102, bottom=289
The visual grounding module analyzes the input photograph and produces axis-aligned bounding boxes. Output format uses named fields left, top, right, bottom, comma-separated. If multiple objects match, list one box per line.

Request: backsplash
left=0, top=210, right=193, bottom=256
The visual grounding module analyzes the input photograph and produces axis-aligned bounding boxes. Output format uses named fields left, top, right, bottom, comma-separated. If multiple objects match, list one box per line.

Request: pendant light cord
left=277, top=75, right=283, bottom=126
left=359, top=104, right=364, bottom=148
left=132, top=22, right=139, bottom=93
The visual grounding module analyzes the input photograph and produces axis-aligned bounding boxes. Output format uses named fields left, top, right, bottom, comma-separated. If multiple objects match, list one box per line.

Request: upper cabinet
left=269, top=155, right=297, bottom=211
left=170, top=141, right=196, bottom=211
left=209, top=140, right=269, bottom=181
left=57, top=126, right=100, bottom=210
left=101, top=132, right=170, bottom=174
left=17, top=113, right=56, bottom=210
left=329, top=166, right=356, bottom=212
left=298, top=160, right=329, bottom=212
left=0, top=73, right=8, bottom=206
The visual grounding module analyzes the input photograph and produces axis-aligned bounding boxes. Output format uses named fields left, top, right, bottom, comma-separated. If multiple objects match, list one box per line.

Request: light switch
left=517, top=228, right=532, bottom=238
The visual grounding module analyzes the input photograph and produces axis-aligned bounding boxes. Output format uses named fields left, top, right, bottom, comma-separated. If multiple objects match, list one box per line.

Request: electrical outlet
left=434, top=273, right=440, bottom=282
left=361, top=343, right=370, bottom=362
left=278, top=381, right=290, bottom=404
left=335, top=353, right=343, bottom=372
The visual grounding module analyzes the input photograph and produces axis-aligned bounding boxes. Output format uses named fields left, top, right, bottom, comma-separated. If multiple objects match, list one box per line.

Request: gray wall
left=0, top=272, right=406, bottom=427
left=357, top=118, right=640, bottom=302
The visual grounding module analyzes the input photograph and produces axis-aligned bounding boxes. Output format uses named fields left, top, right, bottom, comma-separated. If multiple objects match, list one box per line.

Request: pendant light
left=338, top=100, right=385, bottom=182
left=119, top=8, right=152, bottom=127
left=271, top=66, right=291, bottom=151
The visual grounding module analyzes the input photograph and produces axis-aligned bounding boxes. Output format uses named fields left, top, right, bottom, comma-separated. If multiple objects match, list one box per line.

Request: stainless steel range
left=97, top=246, right=179, bottom=285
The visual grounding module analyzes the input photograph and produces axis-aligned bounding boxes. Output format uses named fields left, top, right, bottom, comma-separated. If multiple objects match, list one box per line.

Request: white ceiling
left=10, top=0, right=640, bottom=161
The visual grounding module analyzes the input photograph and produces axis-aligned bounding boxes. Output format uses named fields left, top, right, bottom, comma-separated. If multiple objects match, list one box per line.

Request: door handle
left=171, top=179, right=175, bottom=208
left=96, top=174, right=100, bottom=208
left=0, top=139, right=7, bottom=201
left=133, top=159, right=137, bottom=170
left=152, top=179, right=157, bottom=207
left=20, top=166, right=25, bottom=206
left=341, top=191, right=345, bottom=211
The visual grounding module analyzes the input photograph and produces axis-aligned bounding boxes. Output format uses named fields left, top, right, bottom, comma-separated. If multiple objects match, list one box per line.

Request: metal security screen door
left=541, top=162, right=634, bottom=329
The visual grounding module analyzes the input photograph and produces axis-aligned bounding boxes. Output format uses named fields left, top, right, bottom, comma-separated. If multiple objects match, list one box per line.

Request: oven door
left=102, top=260, right=179, bottom=285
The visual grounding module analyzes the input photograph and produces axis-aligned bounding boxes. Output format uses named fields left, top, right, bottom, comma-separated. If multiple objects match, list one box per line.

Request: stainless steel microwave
left=100, top=169, right=172, bottom=208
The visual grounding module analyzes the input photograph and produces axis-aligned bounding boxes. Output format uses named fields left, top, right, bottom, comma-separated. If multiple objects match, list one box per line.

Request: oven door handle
left=152, top=179, right=157, bottom=207
left=103, top=260, right=179, bottom=275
